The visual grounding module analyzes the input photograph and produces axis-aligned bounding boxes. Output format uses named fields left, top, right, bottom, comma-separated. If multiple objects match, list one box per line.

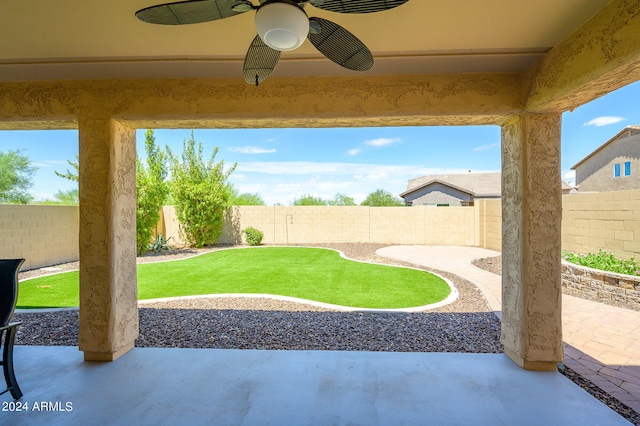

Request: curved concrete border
left=16, top=246, right=458, bottom=314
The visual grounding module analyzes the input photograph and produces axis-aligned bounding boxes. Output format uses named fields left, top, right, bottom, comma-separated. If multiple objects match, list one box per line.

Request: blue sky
left=2, top=80, right=639, bottom=205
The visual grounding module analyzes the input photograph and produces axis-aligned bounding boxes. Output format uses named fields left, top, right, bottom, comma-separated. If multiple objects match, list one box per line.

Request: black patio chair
left=0, top=258, right=25, bottom=400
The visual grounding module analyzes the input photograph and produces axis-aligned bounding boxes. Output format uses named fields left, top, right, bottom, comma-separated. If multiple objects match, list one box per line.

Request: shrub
left=167, top=132, right=236, bottom=248
left=244, top=227, right=264, bottom=246
left=563, top=249, right=640, bottom=276
left=136, top=130, right=169, bottom=255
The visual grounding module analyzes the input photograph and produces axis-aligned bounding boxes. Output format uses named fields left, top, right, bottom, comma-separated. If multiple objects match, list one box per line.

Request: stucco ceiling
left=0, top=0, right=613, bottom=81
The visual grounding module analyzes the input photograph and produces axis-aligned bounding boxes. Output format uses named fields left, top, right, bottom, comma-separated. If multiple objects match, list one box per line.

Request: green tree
left=47, top=189, right=79, bottom=205
left=0, top=150, right=37, bottom=204
left=228, top=185, right=265, bottom=206
left=54, top=189, right=79, bottom=205
left=168, top=132, right=236, bottom=247
left=292, top=194, right=327, bottom=206
left=136, top=130, right=170, bottom=254
left=55, top=132, right=170, bottom=254
left=54, top=155, right=79, bottom=182
left=360, top=189, right=404, bottom=206
left=36, top=189, right=79, bottom=205
left=328, top=193, right=356, bottom=206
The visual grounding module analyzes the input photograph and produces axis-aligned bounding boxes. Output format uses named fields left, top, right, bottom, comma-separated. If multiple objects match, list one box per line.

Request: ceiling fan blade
left=308, top=0, right=409, bottom=14
left=307, top=17, right=373, bottom=71
left=243, top=35, right=282, bottom=85
left=136, top=0, right=252, bottom=25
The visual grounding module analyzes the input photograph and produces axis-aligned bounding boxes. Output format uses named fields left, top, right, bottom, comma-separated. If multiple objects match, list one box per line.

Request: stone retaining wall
left=561, top=261, right=640, bottom=309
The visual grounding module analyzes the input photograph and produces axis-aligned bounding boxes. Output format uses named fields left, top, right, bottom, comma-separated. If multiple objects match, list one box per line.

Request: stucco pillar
left=78, top=115, right=138, bottom=362
left=500, top=114, right=563, bottom=371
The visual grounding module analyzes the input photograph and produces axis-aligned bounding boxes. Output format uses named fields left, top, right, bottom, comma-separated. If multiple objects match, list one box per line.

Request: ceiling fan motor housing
left=255, top=0, right=310, bottom=51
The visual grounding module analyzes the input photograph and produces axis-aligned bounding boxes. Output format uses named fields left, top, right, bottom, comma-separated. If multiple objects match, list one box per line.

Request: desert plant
left=244, top=227, right=264, bottom=246
left=563, top=249, right=640, bottom=276
left=148, top=234, right=173, bottom=252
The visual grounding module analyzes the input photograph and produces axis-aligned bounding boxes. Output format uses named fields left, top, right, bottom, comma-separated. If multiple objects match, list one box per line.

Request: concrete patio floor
left=3, top=346, right=631, bottom=425
left=377, top=245, right=640, bottom=413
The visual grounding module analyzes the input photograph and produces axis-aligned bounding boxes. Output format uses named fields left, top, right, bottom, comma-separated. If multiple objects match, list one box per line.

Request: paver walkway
left=377, top=245, right=640, bottom=413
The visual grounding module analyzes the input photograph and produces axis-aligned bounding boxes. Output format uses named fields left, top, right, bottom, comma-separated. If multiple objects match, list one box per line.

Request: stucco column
left=500, top=114, right=563, bottom=371
left=78, top=115, right=138, bottom=362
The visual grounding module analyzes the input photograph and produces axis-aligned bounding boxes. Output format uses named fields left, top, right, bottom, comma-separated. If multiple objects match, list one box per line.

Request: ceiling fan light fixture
left=255, top=1, right=309, bottom=51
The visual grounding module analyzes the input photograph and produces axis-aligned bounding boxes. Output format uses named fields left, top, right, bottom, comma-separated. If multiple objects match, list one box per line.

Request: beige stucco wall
left=77, top=117, right=139, bottom=361
left=575, top=132, right=640, bottom=192
left=500, top=114, right=564, bottom=369
left=0, top=205, right=78, bottom=270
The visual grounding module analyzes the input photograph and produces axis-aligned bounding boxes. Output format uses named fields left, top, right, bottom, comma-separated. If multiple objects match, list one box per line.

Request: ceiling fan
left=135, top=0, right=410, bottom=85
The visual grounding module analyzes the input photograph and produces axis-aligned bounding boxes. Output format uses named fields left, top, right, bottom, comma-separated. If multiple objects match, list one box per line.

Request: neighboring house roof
left=562, top=180, right=574, bottom=192
left=401, top=171, right=575, bottom=199
left=400, top=172, right=502, bottom=199
left=571, top=125, right=640, bottom=170
left=400, top=178, right=476, bottom=198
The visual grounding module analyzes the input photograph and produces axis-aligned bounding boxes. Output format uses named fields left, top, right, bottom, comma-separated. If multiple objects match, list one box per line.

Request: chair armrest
left=0, top=322, right=21, bottom=333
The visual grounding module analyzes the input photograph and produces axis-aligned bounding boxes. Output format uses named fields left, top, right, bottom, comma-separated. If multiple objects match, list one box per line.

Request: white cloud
left=347, top=148, right=361, bottom=156
left=365, top=138, right=401, bottom=147
left=30, top=191, right=56, bottom=201
left=236, top=161, right=445, bottom=176
left=229, top=146, right=276, bottom=154
left=276, top=182, right=303, bottom=189
left=351, top=193, right=367, bottom=205
left=473, top=142, right=499, bottom=152
left=563, top=170, right=576, bottom=185
left=583, top=116, right=625, bottom=127
left=231, top=161, right=499, bottom=205
left=366, top=172, right=390, bottom=180
left=33, top=160, right=69, bottom=168
left=235, top=183, right=264, bottom=193
left=236, top=162, right=494, bottom=181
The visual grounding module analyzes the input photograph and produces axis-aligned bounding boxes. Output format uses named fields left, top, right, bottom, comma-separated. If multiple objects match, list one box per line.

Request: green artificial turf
left=17, top=247, right=451, bottom=309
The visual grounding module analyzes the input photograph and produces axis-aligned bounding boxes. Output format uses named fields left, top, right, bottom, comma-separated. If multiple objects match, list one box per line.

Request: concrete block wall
left=161, top=205, right=479, bottom=246
left=0, top=205, right=79, bottom=270
left=476, top=199, right=502, bottom=251
left=562, top=190, right=640, bottom=260
left=5, top=189, right=640, bottom=271
left=474, top=191, right=640, bottom=260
